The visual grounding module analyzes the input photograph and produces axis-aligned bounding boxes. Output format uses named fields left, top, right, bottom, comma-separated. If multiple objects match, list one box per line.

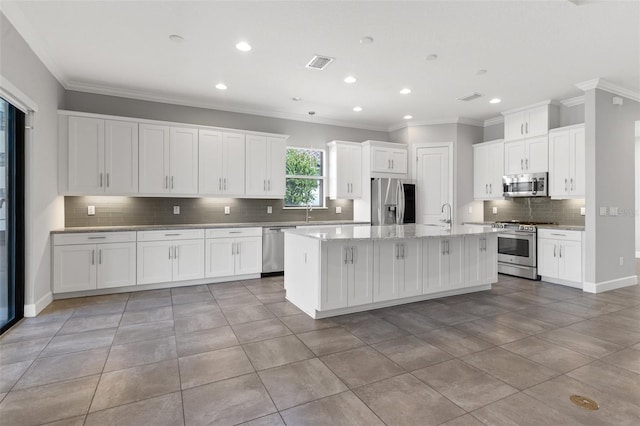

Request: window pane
left=285, top=178, right=322, bottom=207
left=286, top=148, right=322, bottom=177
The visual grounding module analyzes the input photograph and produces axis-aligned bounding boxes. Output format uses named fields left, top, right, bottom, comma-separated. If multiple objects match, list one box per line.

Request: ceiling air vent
left=457, top=92, right=483, bottom=102
left=306, top=55, right=335, bottom=70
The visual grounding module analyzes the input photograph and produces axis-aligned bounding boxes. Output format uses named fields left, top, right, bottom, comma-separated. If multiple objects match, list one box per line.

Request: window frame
left=284, top=146, right=327, bottom=209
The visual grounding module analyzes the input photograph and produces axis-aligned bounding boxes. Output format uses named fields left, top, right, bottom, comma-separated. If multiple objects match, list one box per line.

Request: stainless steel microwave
left=503, top=173, right=548, bottom=197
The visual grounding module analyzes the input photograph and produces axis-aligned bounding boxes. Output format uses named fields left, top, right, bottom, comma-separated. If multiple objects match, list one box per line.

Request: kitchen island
left=284, top=224, right=498, bottom=318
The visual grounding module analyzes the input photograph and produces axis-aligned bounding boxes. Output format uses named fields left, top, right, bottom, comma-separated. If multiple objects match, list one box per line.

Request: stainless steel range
left=491, top=221, right=556, bottom=280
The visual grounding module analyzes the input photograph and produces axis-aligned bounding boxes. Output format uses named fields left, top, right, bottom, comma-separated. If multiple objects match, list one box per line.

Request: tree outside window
left=285, top=148, right=325, bottom=207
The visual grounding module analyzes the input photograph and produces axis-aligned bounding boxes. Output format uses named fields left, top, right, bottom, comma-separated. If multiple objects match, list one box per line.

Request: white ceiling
left=3, top=0, right=639, bottom=131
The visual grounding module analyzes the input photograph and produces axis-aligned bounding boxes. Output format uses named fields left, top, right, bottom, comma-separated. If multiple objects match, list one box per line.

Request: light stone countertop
left=284, top=224, right=497, bottom=241
left=536, top=224, right=585, bottom=231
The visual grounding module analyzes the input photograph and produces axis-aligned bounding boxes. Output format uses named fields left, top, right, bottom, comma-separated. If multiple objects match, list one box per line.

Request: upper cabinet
left=503, top=135, right=549, bottom=174
left=369, top=143, right=408, bottom=175
left=245, top=135, right=286, bottom=198
left=67, top=116, right=139, bottom=195
left=199, top=130, right=246, bottom=196
left=473, top=139, right=504, bottom=200
left=503, top=103, right=557, bottom=141
left=328, top=141, right=363, bottom=199
left=139, top=124, right=198, bottom=195
left=549, top=124, right=585, bottom=199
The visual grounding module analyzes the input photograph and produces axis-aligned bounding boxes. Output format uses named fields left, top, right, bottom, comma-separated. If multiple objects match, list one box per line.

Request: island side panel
left=284, top=233, right=321, bottom=317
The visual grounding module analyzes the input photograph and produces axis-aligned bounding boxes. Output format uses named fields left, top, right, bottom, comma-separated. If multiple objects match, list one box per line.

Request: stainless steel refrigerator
left=371, top=178, right=415, bottom=225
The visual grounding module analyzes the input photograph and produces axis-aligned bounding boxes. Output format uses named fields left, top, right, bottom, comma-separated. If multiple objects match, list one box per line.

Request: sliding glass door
left=0, top=98, right=25, bottom=334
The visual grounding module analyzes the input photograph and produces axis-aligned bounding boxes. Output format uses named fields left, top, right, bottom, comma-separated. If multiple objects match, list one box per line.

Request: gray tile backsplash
left=483, top=198, right=585, bottom=226
left=64, top=197, right=353, bottom=227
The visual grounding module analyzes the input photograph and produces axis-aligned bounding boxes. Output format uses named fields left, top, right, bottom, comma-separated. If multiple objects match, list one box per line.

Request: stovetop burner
left=495, top=220, right=557, bottom=225
left=491, top=221, right=557, bottom=232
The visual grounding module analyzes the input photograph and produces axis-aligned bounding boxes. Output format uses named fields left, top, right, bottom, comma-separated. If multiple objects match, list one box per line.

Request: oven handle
left=497, top=230, right=536, bottom=236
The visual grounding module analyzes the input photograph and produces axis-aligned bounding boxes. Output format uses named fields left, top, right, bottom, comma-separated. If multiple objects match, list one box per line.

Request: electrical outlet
left=267, top=206, right=273, bottom=214
left=609, top=207, right=618, bottom=216
left=173, top=206, right=180, bottom=215
left=620, top=256, right=624, bottom=266
left=87, top=206, right=95, bottom=216
left=492, top=207, right=498, bottom=215
left=468, top=206, right=473, bottom=214
left=600, top=207, right=608, bottom=216
left=224, top=206, right=230, bottom=215
left=580, top=207, right=586, bottom=216
left=336, top=206, right=342, bottom=214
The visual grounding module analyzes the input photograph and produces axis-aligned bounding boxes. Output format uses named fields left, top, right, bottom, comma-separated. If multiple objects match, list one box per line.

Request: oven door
left=497, top=231, right=536, bottom=267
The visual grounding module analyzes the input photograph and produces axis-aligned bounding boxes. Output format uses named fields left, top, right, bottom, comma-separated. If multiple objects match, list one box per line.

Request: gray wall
left=483, top=123, right=504, bottom=142
left=1, top=13, right=65, bottom=312
left=483, top=198, right=585, bottom=226
left=456, top=124, right=485, bottom=224
left=65, top=91, right=389, bottom=149
left=388, top=126, right=409, bottom=145
left=559, top=103, right=585, bottom=127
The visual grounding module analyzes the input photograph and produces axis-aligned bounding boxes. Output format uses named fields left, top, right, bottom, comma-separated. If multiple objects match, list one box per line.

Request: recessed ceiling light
left=489, top=98, right=502, bottom=104
left=169, top=34, right=184, bottom=43
left=476, top=69, right=488, bottom=76
left=353, top=106, right=363, bottom=112
left=403, top=115, right=413, bottom=120
left=215, top=83, right=228, bottom=90
left=426, top=54, right=439, bottom=61
left=360, top=36, right=374, bottom=44
left=344, top=76, right=357, bottom=84
left=291, top=97, right=302, bottom=101
left=235, top=41, right=252, bottom=52
left=400, top=88, right=412, bottom=95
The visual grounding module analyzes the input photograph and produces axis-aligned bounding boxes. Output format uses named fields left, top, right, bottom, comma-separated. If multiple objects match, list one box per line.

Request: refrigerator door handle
left=396, top=181, right=405, bottom=224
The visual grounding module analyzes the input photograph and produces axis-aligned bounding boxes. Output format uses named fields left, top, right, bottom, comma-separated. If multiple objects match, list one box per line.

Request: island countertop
left=284, top=224, right=497, bottom=241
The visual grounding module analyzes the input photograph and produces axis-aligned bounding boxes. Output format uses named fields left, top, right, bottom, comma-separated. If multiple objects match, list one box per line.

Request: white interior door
left=416, top=145, right=452, bottom=225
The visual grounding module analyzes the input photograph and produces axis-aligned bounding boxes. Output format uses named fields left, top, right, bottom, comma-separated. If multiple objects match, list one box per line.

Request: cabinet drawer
left=137, top=229, right=204, bottom=241
left=537, top=229, right=582, bottom=242
left=206, top=227, right=262, bottom=239
left=53, top=232, right=136, bottom=246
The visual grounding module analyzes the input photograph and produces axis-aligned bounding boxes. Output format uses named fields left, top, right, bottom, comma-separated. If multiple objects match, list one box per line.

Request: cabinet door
left=348, top=146, right=363, bottom=198
left=335, top=144, right=352, bottom=198
left=236, top=237, right=263, bottom=275
left=267, top=137, right=286, bottom=198
left=488, top=142, right=504, bottom=198
left=473, top=145, right=489, bottom=200
left=482, top=235, right=498, bottom=282
left=322, top=243, right=349, bottom=310
left=97, top=242, right=136, bottom=289
left=549, top=130, right=570, bottom=197
left=205, top=238, right=236, bottom=278
left=390, top=149, right=408, bottom=174
left=423, top=238, right=445, bottom=294
left=224, top=132, right=246, bottom=196
left=525, top=106, right=549, bottom=138
left=465, top=236, right=482, bottom=286
left=137, top=240, right=173, bottom=284
left=503, top=141, right=526, bottom=175
left=170, top=127, right=199, bottom=194
left=139, top=124, right=170, bottom=194
left=504, top=112, right=526, bottom=141
left=570, top=127, right=585, bottom=197
left=173, top=239, right=205, bottom=281
left=104, top=120, right=138, bottom=194
left=245, top=135, right=268, bottom=196
left=525, top=135, right=548, bottom=173
left=348, top=242, right=373, bottom=306
left=371, top=148, right=391, bottom=172
left=198, top=130, right=224, bottom=195
left=53, top=244, right=97, bottom=293
left=537, top=239, right=558, bottom=278
left=559, top=240, right=582, bottom=283
left=445, top=237, right=464, bottom=291
left=373, top=241, right=399, bottom=302
left=68, top=116, right=105, bottom=193
left=398, top=240, right=422, bottom=297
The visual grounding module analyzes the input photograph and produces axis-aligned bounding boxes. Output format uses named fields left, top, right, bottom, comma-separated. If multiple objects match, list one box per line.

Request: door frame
left=411, top=142, right=455, bottom=226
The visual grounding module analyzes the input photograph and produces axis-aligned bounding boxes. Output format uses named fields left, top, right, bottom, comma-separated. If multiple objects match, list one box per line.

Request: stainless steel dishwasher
left=262, top=226, right=296, bottom=274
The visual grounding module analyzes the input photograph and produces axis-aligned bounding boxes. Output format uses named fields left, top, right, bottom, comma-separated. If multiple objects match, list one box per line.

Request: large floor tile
left=171, top=291, right=215, bottom=306
left=567, top=360, right=640, bottom=405
left=418, top=327, right=493, bottom=357
left=0, top=320, right=65, bottom=344
left=264, top=301, right=303, bottom=317
left=44, top=415, right=87, bottom=426
left=173, top=310, right=228, bottom=334
left=454, top=318, right=529, bottom=345
left=0, top=336, right=50, bottom=365
left=462, top=347, right=558, bottom=390
left=175, top=325, right=239, bottom=357
left=125, top=296, right=172, bottom=312
left=379, top=310, right=444, bottom=335
left=537, top=327, right=624, bottom=358
left=120, top=305, right=173, bottom=326
left=565, top=318, right=640, bottom=346
left=217, top=294, right=263, bottom=310
left=489, top=311, right=557, bottom=334
left=179, top=345, right=254, bottom=389
left=0, top=360, right=32, bottom=392
left=71, top=302, right=126, bottom=318
left=296, top=327, right=365, bottom=356
left=85, top=392, right=184, bottom=426
left=320, top=346, right=404, bottom=388
left=279, top=313, right=337, bottom=334
left=601, top=348, right=640, bottom=374
left=255, top=291, right=287, bottom=304
left=223, top=304, right=276, bottom=325
left=412, top=359, right=518, bottom=411
left=342, top=318, right=409, bottom=344
left=232, top=318, right=292, bottom=343
left=501, top=336, right=594, bottom=373
left=279, top=391, right=384, bottom=426
left=544, top=300, right=623, bottom=319
left=113, top=320, right=174, bottom=345
left=258, top=358, right=347, bottom=410
left=439, top=415, right=485, bottom=426
left=58, top=313, right=122, bottom=335
left=239, top=413, right=285, bottom=426
left=355, top=374, right=464, bottom=426
left=371, top=335, right=451, bottom=371
left=90, top=359, right=180, bottom=412
left=417, top=304, right=480, bottom=325
left=473, top=392, right=583, bottom=426
left=244, top=281, right=284, bottom=296
left=128, top=289, right=171, bottom=300
left=516, top=305, right=584, bottom=326
left=182, top=373, right=276, bottom=426
left=104, top=335, right=177, bottom=372
left=172, top=300, right=221, bottom=319
left=243, top=335, right=314, bottom=370
left=0, top=375, right=99, bottom=425
left=453, top=299, right=510, bottom=317
left=40, top=328, right=116, bottom=357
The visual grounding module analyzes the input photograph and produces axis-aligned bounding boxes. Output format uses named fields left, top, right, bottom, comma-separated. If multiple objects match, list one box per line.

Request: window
left=285, top=147, right=325, bottom=208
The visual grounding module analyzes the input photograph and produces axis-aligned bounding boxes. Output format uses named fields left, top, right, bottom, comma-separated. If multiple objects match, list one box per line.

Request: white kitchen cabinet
left=465, top=234, right=497, bottom=286
left=68, top=117, right=138, bottom=194
left=537, top=229, right=583, bottom=288
left=423, top=237, right=463, bottom=293
left=322, top=241, right=373, bottom=309
left=549, top=124, right=585, bottom=199
left=199, top=130, right=246, bottom=196
left=371, top=145, right=408, bottom=174
left=473, top=139, right=504, bottom=200
left=139, top=124, right=198, bottom=195
left=53, top=232, right=137, bottom=293
left=205, top=228, right=262, bottom=278
left=245, top=135, right=286, bottom=198
left=328, top=141, right=363, bottom=199
left=504, top=104, right=553, bottom=141
left=137, top=230, right=204, bottom=285
left=373, top=240, right=421, bottom=302
left=503, top=135, right=548, bottom=174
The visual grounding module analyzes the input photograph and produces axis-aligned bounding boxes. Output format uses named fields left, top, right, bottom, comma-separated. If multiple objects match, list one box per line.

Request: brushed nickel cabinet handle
left=91, top=249, right=95, bottom=265
left=99, top=173, right=103, bottom=187
left=171, top=176, right=174, bottom=189
left=521, top=124, right=523, bottom=135
left=99, top=249, right=102, bottom=265
left=88, top=236, right=106, bottom=240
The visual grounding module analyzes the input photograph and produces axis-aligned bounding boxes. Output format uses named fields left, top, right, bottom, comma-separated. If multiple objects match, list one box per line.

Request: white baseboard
left=582, top=275, right=638, bottom=294
left=636, top=251, right=640, bottom=258
left=24, top=291, right=53, bottom=317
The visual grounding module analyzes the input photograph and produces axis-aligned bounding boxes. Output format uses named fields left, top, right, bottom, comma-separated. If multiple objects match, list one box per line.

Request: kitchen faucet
left=440, top=203, right=452, bottom=229
left=305, top=203, right=313, bottom=223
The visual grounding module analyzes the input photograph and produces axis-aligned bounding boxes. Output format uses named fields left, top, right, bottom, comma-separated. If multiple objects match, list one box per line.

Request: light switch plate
left=336, top=206, right=342, bottom=214
left=87, top=206, right=95, bottom=216
left=224, top=206, right=230, bottom=215
left=580, top=207, right=586, bottom=216
left=492, top=207, right=498, bottom=214
left=173, top=206, right=180, bottom=215
left=609, top=207, right=618, bottom=216
left=267, top=206, right=272, bottom=214
left=599, top=207, right=608, bottom=216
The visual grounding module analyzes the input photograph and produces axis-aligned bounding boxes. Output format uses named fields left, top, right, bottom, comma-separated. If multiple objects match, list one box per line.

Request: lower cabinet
left=373, top=240, right=422, bottom=302
left=53, top=232, right=136, bottom=293
left=423, top=237, right=464, bottom=293
left=137, top=230, right=205, bottom=285
left=465, top=234, right=498, bottom=286
left=205, top=228, right=262, bottom=278
left=538, top=229, right=582, bottom=286
left=322, top=241, right=373, bottom=310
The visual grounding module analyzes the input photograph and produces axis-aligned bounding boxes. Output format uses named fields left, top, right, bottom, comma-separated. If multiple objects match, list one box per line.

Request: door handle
left=236, top=242, right=240, bottom=255
left=165, top=176, right=169, bottom=189
left=401, top=244, right=405, bottom=259
left=175, top=245, right=179, bottom=259
left=525, top=159, right=528, bottom=170
left=171, top=176, right=174, bottom=189
left=565, top=178, right=568, bottom=191
left=489, top=183, right=492, bottom=194
left=99, top=249, right=102, bottom=265
left=521, top=159, right=524, bottom=170
left=553, top=244, right=556, bottom=258
left=344, top=247, right=349, bottom=264
left=351, top=247, right=356, bottom=264
left=388, top=159, right=391, bottom=169
left=88, top=236, right=106, bottom=240
left=485, top=184, right=488, bottom=194
left=521, top=124, right=523, bottom=135
left=391, top=159, right=394, bottom=169
left=263, top=180, right=266, bottom=191
left=395, top=244, right=400, bottom=259
left=99, top=173, right=103, bottom=187
left=91, top=249, right=95, bottom=265
left=106, top=173, right=110, bottom=188
left=570, top=178, right=574, bottom=191
left=559, top=245, right=562, bottom=258
left=268, top=179, right=271, bottom=191
left=447, top=240, right=450, bottom=255
left=525, top=122, right=529, bottom=134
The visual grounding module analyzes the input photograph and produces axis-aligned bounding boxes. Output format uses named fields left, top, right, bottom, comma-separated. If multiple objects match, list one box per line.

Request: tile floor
left=1, top=262, right=640, bottom=425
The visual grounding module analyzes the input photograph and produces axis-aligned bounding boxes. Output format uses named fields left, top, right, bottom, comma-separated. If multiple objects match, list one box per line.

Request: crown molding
left=483, top=116, right=504, bottom=127
left=560, top=95, right=585, bottom=107
left=387, top=117, right=483, bottom=132
left=66, top=80, right=389, bottom=133
left=500, top=99, right=559, bottom=116
left=575, top=78, right=640, bottom=102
